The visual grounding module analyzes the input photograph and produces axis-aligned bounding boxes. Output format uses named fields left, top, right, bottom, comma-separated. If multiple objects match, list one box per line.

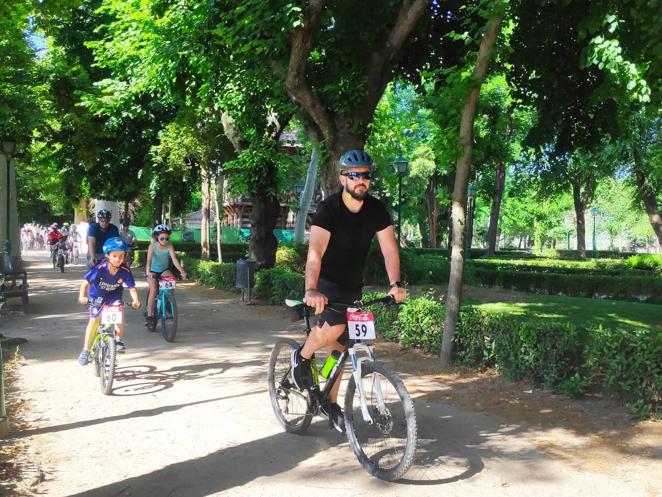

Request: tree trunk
left=440, top=13, right=503, bottom=368
left=214, top=169, right=224, bottom=263
left=572, top=180, right=587, bottom=260
left=424, top=174, right=440, bottom=248
left=294, top=141, right=320, bottom=243
left=632, top=148, right=662, bottom=249
left=200, top=166, right=211, bottom=261
left=153, top=192, right=164, bottom=226
left=250, top=167, right=280, bottom=269
left=486, top=161, right=506, bottom=256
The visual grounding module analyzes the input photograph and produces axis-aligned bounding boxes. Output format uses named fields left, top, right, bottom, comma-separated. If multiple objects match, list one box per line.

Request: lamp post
left=466, top=183, right=477, bottom=258
left=591, top=206, right=599, bottom=259
left=0, top=137, right=14, bottom=437
left=563, top=213, right=573, bottom=251
left=2, top=138, right=16, bottom=260
left=393, top=156, right=409, bottom=246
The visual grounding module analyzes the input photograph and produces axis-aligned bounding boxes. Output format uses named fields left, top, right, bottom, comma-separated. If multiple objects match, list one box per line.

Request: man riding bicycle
left=290, top=149, right=406, bottom=432
left=87, top=210, right=120, bottom=268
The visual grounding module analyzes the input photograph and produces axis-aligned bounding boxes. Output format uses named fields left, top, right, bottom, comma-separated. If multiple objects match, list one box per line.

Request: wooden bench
left=0, top=255, right=29, bottom=307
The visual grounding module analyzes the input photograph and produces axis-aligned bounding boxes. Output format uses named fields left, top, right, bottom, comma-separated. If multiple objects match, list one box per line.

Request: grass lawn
left=470, top=293, right=662, bottom=331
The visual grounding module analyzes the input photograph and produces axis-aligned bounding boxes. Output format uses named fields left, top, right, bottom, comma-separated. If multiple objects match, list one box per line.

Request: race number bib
left=101, top=305, right=124, bottom=325
left=347, top=310, right=376, bottom=340
left=159, top=278, right=176, bottom=290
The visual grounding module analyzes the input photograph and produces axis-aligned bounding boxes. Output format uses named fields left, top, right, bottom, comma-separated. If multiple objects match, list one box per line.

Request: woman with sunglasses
left=145, top=224, right=187, bottom=329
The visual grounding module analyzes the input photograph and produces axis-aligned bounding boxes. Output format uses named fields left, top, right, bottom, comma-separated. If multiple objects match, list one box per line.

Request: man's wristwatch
left=390, top=281, right=403, bottom=288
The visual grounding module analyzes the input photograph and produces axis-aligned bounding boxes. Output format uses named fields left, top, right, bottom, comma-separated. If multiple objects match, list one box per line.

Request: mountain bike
left=54, top=240, right=67, bottom=273
left=268, top=295, right=418, bottom=481
left=149, top=275, right=177, bottom=342
left=88, top=302, right=129, bottom=395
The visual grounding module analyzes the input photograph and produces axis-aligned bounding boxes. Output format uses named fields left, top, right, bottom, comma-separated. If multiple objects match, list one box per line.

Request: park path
left=1, top=252, right=659, bottom=497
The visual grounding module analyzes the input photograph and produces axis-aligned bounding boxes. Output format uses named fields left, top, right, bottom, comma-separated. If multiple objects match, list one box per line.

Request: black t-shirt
left=312, top=192, right=391, bottom=291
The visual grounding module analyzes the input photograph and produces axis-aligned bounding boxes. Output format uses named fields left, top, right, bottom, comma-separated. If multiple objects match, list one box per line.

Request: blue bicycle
left=154, top=275, right=178, bottom=342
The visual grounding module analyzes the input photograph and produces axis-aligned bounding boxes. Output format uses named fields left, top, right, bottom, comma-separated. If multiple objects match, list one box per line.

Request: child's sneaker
left=115, top=340, right=126, bottom=353
left=78, top=349, right=90, bottom=365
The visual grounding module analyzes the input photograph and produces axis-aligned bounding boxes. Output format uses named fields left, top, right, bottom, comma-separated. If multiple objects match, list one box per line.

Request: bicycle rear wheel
left=99, top=334, right=116, bottom=395
left=160, top=293, right=177, bottom=342
left=268, top=339, right=312, bottom=434
left=345, top=362, right=417, bottom=481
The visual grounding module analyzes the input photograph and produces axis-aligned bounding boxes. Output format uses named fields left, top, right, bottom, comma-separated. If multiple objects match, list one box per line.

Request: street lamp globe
left=393, top=156, right=409, bottom=176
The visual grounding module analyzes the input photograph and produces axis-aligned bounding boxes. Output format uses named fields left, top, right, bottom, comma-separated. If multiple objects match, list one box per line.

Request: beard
left=345, top=183, right=368, bottom=201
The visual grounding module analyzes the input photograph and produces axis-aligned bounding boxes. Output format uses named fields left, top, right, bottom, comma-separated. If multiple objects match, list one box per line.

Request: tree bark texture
left=486, top=161, right=506, bottom=256
left=250, top=175, right=280, bottom=269
left=294, top=141, right=320, bottom=243
left=440, top=14, right=503, bottom=368
left=200, top=166, right=211, bottom=261
left=632, top=147, right=662, bottom=249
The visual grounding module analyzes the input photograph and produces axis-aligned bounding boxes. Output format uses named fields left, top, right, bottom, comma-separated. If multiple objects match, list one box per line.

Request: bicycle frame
left=298, top=298, right=391, bottom=426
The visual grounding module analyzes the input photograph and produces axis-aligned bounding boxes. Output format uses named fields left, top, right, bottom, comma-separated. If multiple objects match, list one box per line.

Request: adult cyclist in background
left=87, top=210, right=120, bottom=268
left=47, top=223, right=64, bottom=267
left=290, top=149, right=406, bottom=432
left=118, top=218, right=138, bottom=267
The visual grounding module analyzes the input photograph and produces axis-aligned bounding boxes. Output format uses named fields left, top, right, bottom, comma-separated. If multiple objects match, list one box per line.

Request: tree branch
left=358, top=0, right=431, bottom=124
left=285, top=0, right=335, bottom=145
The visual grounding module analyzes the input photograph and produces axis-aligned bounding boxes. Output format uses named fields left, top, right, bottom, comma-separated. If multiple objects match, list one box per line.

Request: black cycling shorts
left=316, top=278, right=361, bottom=329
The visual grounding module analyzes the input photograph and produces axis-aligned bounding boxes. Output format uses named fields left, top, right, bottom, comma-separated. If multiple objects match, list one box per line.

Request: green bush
left=275, top=244, right=307, bottom=273
left=590, top=327, right=662, bottom=417
left=368, top=297, right=659, bottom=416
left=255, top=267, right=305, bottom=304
left=195, top=260, right=238, bottom=292
left=396, top=296, right=444, bottom=353
left=624, top=254, right=662, bottom=272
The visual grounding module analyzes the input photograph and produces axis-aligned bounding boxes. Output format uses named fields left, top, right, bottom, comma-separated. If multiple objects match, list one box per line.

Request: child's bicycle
left=147, top=275, right=178, bottom=342
left=88, top=301, right=135, bottom=395
left=267, top=295, right=418, bottom=481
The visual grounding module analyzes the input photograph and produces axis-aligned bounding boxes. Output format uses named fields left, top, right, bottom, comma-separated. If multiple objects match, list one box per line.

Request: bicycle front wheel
left=267, top=339, right=312, bottom=434
left=345, top=362, right=418, bottom=481
left=99, top=334, right=116, bottom=395
left=160, top=293, right=177, bottom=342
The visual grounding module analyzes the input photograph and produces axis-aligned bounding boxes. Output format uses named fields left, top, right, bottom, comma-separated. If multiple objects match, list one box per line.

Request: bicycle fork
left=348, top=344, right=387, bottom=425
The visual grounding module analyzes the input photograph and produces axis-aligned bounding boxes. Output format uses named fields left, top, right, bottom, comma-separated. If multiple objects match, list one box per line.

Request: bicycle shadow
left=111, top=359, right=264, bottom=396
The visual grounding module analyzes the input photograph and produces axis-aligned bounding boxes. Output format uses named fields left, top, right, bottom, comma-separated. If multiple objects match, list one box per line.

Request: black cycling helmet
left=339, top=149, right=373, bottom=170
left=97, top=209, right=111, bottom=220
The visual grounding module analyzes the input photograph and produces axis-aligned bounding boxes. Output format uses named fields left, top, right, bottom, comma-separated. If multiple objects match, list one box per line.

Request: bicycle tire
left=268, top=339, right=313, bottom=434
left=93, top=342, right=101, bottom=377
left=57, top=254, right=65, bottom=272
left=160, top=293, right=177, bottom=342
left=344, top=361, right=417, bottom=481
left=99, top=334, right=116, bottom=395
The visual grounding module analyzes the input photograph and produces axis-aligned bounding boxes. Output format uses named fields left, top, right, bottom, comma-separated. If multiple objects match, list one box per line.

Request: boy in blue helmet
left=77, top=237, right=141, bottom=365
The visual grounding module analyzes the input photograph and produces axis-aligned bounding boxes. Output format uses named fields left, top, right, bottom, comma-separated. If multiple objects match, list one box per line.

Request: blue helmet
left=339, top=149, right=373, bottom=170
left=103, top=237, right=128, bottom=254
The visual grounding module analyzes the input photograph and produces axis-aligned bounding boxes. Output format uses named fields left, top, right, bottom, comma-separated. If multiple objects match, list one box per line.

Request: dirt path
left=1, top=252, right=660, bottom=497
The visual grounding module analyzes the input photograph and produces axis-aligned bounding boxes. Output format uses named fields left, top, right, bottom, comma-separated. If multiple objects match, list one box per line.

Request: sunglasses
left=342, top=171, right=372, bottom=181
left=98, top=218, right=110, bottom=222
left=158, top=236, right=169, bottom=241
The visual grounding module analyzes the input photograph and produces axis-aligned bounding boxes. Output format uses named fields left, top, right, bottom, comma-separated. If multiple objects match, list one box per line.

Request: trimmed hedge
left=470, top=267, right=662, bottom=303
left=255, top=267, right=305, bottom=304
left=195, top=260, right=238, bottom=292
left=134, top=241, right=248, bottom=262
left=373, top=296, right=661, bottom=417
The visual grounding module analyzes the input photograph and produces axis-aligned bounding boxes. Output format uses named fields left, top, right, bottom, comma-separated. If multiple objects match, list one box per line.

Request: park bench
left=0, top=255, right=29, bottom=307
